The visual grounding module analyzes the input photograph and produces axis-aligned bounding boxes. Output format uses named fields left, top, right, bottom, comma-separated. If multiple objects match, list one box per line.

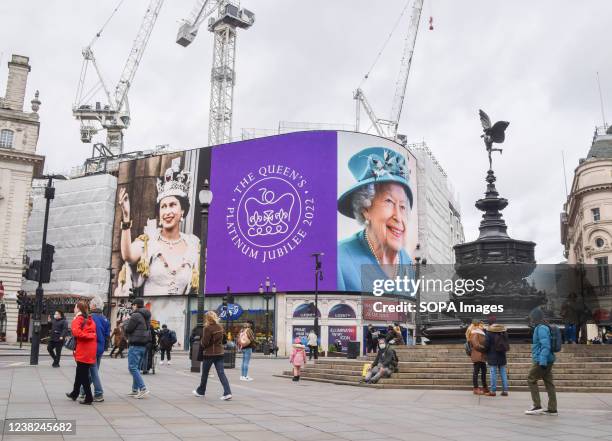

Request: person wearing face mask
left=48, top=310, right=68, bottom=367
left=363, top=337, right=398, bottom=384
left=337, top=148, right=414, bottom=292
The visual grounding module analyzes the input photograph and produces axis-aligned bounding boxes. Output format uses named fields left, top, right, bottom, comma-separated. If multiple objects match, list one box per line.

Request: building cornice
left=0, top=149, right=45, bottom=176
left=567, top=182, right=612, bottom=222
left=0, top=109, right=40, bottom=124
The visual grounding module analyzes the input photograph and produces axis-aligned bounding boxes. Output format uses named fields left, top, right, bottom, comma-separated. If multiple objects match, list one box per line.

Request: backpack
left=170, top=330, right=177, bottom=345
left=238, top=329, right=251, bottom=348
left=494, top=332, right=510, bottom=353
left=546, top=324, right=563, bottom=353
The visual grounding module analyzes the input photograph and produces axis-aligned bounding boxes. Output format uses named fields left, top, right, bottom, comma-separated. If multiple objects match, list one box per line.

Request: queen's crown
left=245, top=188, right=295, bottom=237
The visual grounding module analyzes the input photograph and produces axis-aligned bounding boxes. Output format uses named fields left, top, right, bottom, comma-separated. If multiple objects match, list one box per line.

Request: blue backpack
left=546, top=324, right=562, bottom=353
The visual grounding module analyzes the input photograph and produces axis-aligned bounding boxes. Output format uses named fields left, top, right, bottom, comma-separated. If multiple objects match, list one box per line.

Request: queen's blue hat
left=338, top=147, right=413, bottom=219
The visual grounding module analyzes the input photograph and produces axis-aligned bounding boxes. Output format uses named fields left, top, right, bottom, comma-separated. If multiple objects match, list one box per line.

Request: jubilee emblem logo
left=226, top=164, right=315, bottom=263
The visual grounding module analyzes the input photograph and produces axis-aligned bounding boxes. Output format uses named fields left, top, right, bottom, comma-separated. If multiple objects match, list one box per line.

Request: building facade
left=561, top=126, right=612, bottom=266
left=0, top=55, right=44, bottom=343
left=409, top=142, right=464, bottom=264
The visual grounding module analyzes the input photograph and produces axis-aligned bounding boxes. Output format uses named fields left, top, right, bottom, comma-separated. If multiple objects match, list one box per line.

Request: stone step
left=313, top=360, right=612, bottom=369
left=301, top=367, right=612, bottom=377
left=278, top=373, right=612, bottom=393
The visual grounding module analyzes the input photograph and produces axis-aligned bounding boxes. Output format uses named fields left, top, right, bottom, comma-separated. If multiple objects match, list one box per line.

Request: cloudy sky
left=2, top=0, right=611, bottom=264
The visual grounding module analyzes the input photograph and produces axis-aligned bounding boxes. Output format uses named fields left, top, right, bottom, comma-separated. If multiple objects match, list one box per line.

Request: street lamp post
left=106, top=266, right=114, bottom=320
left=311, top=253, right=324, bottom=337
left=258, top=277, right=276, bottom=349
left=413, top=243, right=427, bottom=345
left=191, top=180, right=213, bottom=373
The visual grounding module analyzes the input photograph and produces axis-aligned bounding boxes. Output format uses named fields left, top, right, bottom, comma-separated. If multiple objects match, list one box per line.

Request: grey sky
left=2, top=0, right=612, bottom=264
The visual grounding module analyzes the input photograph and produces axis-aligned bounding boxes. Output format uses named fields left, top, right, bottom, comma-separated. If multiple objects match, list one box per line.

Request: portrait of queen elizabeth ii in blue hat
left=337, top=146, right=414, bottom=292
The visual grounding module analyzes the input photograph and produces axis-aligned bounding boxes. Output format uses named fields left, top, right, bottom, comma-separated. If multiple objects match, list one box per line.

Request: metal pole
left=30, top=176, right=54, bottom=365
left=414, top=259, right=421, bottom=345
left=191, top=192, right=210, bottom=373
left=106, top=267, right=114, bottom=320
left=265, top=286, right=270, bottom=341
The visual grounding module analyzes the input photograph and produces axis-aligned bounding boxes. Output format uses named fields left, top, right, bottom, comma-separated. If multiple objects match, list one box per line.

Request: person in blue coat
left=525, top=307, right=557, bottom=416
left=82, top=296, right=110, bottom=402
left=337, top=147, right=414, bottom=293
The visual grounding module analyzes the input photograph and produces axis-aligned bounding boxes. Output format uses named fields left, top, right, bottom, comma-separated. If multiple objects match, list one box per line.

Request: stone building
left=561, top=126, right=612, bottom=270
left=0, top=55, right=45, bottom=342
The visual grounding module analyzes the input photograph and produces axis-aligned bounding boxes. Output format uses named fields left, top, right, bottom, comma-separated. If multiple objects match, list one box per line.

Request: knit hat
left=528, top=307, right=545, bottom=324
left=132, top=297, right=144, bottom=308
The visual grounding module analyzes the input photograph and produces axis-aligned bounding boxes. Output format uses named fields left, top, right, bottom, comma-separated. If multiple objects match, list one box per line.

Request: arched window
left=0, top=129, right=14, bottom=149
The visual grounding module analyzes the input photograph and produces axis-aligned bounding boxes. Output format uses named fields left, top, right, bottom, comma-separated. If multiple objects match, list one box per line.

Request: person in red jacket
left=65, top=300, right=97, bottom=405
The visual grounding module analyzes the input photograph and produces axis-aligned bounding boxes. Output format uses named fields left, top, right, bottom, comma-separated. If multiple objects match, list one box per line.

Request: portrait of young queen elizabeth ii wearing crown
left=117, top=159, right=200, bottom=296
left=337, top=147, right=414, bottom=292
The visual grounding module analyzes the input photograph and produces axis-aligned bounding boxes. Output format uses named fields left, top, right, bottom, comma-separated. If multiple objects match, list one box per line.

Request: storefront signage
left=362, top=298, right=408, bottom=322
left=217, top=303, right=244, bottom=320
left=292, top=303, right=320, bottom=318
left=328, top=303, right=356, bottom=319
left=328, top=326, right=356, bottom=352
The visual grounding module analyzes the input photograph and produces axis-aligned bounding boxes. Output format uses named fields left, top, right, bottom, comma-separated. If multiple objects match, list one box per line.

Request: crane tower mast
left=177, top=0, right=254, bottom=147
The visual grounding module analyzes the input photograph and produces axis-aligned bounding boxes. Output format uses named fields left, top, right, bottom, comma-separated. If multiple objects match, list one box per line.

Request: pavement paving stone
left=229, top=430, right=295, bottom=441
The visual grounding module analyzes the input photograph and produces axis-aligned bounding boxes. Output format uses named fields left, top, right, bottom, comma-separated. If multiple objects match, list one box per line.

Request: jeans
left=365, top=363, right=390, bottom=384
left=472, top=362, right=487, bottom=388
left=308, top=345, right=318, bottom=360
left=489, top=364, right=509, bottom=392
left=197, top=356, right=231, bottom=396
left=80, top=354, right=103, bottom=397
left=128, top=346, right=147, bottom=391
left=241, top=348, right=252, bottom=377
left=527, top=362, right=557, bottom=412
left=47, top=341, right=63, bottom=365
left=71, top=362, right=93, bottom=402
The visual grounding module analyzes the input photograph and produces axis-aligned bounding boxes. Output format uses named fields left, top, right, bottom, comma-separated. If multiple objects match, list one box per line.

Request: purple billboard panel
left=205, top=132, right=338, bottom=293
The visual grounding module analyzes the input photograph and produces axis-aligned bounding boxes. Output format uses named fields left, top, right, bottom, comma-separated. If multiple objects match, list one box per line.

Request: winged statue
left=479, top=109, right=509, bottom=170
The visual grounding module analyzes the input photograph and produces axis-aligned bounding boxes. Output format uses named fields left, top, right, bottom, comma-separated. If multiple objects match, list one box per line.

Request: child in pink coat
left=290, top=337, right=307, bottom=382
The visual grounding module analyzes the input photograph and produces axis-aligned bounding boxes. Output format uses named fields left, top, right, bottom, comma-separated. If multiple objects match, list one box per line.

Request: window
left=596, top=257, right=609, bottom=286
left=596, top=238, right=605, bottom=248
left=592, top=208, right=601, bottom=222
left=0, top=129, right=14, bottom=148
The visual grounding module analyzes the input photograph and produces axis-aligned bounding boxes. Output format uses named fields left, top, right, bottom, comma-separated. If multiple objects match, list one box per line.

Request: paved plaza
left=0, top=352, right=612, bottom=441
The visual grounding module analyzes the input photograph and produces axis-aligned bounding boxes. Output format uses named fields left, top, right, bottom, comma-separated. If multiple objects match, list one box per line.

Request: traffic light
left=40, top=244, right=55, bottom=283
left=16, top=291, right=28, bottom=313
left=24, top=260, right=40, bottom=281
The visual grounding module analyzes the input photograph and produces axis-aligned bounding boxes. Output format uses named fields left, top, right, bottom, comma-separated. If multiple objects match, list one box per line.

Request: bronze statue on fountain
left=424, top=110, right=547, bottom=340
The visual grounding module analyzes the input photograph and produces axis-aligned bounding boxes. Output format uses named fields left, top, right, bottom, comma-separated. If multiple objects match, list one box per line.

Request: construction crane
left=73, top=0, right=164, bottom=156
left=354, top=0, right=424, bottom=145
left=177, top=0, right=254, bottom=147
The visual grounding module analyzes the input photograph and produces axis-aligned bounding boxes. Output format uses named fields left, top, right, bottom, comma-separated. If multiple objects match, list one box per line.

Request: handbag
left=64, top=316, right=87, bottom=351
left=464, top=341, right=472, bottom=356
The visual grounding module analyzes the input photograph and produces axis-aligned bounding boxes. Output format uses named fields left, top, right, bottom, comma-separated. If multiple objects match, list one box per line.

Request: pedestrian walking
left=65, top=301, right=97, bottom=405
left=79, top=296, right=109, bottom=402
left=192, top=311, right=232, bottom=400
left=525, top=307, right=558, bottom=416
left=307, top=328, right=319, bottom=360
left=110, top=326, right=127, bottom=358
left=47, top=310, right=68, bottom=367
left=237, top=322, right=256, bottom=381
left=467, top=319, right=489, bottom=395
left=485, top=323, right=510, bottom=396
left=290, top=337, right=307, bottom=382
left=159, top=324, right=177, bottom=365
left=122, top=298, right=151, bottom=399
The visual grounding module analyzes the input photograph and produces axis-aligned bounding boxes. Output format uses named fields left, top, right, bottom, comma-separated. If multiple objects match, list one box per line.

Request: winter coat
left=122, top=308, right=151, bottom=346
left=49, top=318, right=68, bottom=342
left=111, top=328, right=126, bottom=348
left=385, top=327, right=405, bottom=345
left=532, top=324, right=555, bottom=366
left=469, top=328, right=487, bottom=363
left=200, top=323, right=225, bottom=359
left=372, top=346, right=398, bottom=371
left=91, top=312, right=110, bottom=356
left=290, top=344, right=307, bottom=367
left=307, top=332, right=318, bottom=347
left=159, top=329, right=177, bottom=350
left=485, top=325, right=509, bottom=366
left=72, top=314, right=97, bottom=364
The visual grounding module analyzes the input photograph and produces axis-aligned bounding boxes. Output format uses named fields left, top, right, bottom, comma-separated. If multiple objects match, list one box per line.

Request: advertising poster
left=328, top=326, right=357, bottom=352
left=336, top=132, right=418, bottom=293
